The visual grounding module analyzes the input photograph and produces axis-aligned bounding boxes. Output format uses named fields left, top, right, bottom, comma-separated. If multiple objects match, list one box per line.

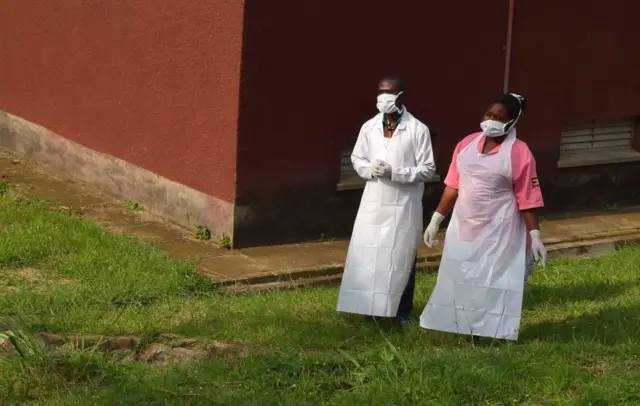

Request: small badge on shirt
left=531, top=177, right=540, bottom=187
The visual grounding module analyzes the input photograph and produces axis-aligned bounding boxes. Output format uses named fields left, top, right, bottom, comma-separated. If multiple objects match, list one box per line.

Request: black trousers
left=397, top=257, right=417, bottom=317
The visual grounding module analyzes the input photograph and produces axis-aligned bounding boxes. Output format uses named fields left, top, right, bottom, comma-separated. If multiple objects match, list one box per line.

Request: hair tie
left=510, top=93, right=524, bottom=105
left=508, top=93, right=524, bottom=122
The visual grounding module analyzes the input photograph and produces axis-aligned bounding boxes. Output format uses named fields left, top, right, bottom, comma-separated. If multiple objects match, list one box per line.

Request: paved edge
left=219, top=232, right=640, bottom=295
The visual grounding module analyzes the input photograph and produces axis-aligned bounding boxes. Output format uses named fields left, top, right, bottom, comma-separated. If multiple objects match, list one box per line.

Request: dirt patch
left=138, top=344, right=207, bottom=367
left=15, top=267, right=42, bottom=284
left=1, top=268, right=43, bottom=292
left=0, top=268, right=72, bottom=292
left=2, top=331, right=242, bottom=367
left=135, top=339, right=242, bottom=367
left=0, top=333, right=12, bottom=355
left=581, top=361, right=612, bottom=377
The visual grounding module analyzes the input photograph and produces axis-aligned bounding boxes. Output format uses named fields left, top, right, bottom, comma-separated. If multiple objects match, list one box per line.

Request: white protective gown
left=420, top=129, right=527, bottom=340
left=337, top=110, right=435, bottom=317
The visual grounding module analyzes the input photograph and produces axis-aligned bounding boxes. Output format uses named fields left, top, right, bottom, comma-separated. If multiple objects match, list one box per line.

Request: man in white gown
left=337, top=76, right=436, bottom=323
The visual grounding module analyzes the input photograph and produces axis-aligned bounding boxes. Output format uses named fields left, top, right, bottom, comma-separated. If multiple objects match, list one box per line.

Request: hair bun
left=510, top=93, right=527, bottom=112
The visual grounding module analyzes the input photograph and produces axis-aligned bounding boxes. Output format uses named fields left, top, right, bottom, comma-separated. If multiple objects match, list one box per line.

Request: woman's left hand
left=530, top=229, right=547, bottom=267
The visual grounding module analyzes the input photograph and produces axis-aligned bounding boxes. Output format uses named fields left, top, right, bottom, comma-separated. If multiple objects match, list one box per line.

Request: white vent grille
left=560, top=118, right=634, bottom=153
left=558, top=117, right=640, bottom=168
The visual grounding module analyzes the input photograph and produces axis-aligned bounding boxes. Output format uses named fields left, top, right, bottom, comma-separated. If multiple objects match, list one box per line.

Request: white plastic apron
left=420, top=131, right=527, bottom=340
left=337, top=123, right=423, bottom=317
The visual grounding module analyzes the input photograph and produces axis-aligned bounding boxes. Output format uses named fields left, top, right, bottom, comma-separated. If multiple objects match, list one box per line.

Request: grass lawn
left=0, top=184, right=639, bottom=405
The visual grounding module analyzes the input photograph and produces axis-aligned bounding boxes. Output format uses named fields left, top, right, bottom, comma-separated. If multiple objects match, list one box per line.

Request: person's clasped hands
left=371, top=159, right=392, bottom=178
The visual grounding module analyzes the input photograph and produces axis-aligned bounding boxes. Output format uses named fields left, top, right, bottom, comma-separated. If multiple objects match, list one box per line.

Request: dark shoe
left=395, top=313, right=414, bottom=325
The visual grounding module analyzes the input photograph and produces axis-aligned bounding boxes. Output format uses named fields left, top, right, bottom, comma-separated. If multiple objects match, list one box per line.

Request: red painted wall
left=234, top=0, right=640, bottom=246
left=236, top=0, right=509, bottom=202
left=4, top=0, right=637, bottom=246
left=0, top=0, right=244, bottom=203
left=509, top=0, right=640, bottom=170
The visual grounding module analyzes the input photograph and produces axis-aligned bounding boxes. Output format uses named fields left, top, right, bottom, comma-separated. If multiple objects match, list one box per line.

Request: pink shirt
left=444, top=132, right=544, bottom=210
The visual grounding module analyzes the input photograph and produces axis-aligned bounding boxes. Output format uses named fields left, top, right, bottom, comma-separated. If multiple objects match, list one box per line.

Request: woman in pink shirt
left=419, top=93, right=547, bottom=341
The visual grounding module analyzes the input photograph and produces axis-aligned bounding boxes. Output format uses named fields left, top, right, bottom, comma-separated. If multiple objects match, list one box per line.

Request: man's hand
left=530, top=229, right=547, bottom=267
left=373, top=159, right=392, bottom=178
left=371, top=160, right=384, bottom=178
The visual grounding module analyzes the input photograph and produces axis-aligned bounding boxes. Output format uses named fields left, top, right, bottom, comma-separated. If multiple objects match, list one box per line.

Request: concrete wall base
left=232, top=182, right=445, bottom=248
left=0, top=111, right=233, bottom=238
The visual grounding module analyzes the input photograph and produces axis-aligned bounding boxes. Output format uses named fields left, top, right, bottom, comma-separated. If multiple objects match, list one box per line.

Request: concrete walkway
left=2, top=149, right=640, bottom=292
left=213, top=209, right=640, bottom=293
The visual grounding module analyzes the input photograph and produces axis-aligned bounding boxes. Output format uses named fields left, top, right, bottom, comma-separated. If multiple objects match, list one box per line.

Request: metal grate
left=560, top=118, right=634, bottom=154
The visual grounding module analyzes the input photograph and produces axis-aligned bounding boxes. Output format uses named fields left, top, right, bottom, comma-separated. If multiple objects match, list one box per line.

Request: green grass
left=120, top=200, right=144, bottom=211
left=0, top=187, right=639, bottom=405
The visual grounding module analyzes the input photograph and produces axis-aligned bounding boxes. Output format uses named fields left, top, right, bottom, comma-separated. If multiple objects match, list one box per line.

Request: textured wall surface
left=509, top=0, right=640, bottom=209
left=234, top=0, right=508, bottom=246
left=237, top=0, right=508, bottom=199
left=2, top=0, right=639, bottom=247
left=0, top=0, right=244, bottom=203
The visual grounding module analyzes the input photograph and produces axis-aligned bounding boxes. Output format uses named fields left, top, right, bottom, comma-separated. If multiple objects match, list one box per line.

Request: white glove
left=370, top=160, right=384, bottom=178
left=373, top=159, right=392, bottom=178
left=423, top=212, right=445, bottom=247
left=530, top=229, right=547, bottom=267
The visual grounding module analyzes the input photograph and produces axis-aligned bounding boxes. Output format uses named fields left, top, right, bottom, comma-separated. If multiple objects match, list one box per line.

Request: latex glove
left=423, top=212, right=445, bottom=247
left=530, top=229, right=547, bottom=267
left=370, top=160, right=384, bottom=178
left=374, top=159, right=392, bottom=178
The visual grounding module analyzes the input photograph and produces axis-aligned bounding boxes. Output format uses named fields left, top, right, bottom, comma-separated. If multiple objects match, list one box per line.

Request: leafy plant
left=603, top=203, right=620, bottom=212
left=317, top=233, right=335, bottom=242
left=0, top=181, right=11, bottom=196
left=195, top=225, right=211, bottom=241
left=121, top=200, right=144, bottom=211
left=3, top=330, right=44, bottom=363
left=215, top=234, right=233, bottom=249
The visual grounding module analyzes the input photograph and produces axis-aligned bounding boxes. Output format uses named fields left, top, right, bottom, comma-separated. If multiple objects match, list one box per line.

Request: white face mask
left=376, top=92, right=403, bottom=114
left=481, top=93, right=524, bottom=137
left=480, top=119, right=514, bottom=138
